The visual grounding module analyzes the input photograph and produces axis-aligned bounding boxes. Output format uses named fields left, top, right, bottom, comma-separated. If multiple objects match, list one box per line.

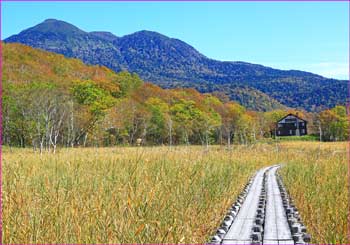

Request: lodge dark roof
left=277, top=113, right=308, bottom=123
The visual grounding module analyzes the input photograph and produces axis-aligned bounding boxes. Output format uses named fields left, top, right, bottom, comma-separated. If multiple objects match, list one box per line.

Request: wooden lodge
left=275, top=114, right=307, bottom=137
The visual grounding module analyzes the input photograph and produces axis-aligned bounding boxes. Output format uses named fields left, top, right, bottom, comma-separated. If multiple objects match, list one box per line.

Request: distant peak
left=42, top=19, right=75, bottom=26
left=27, top=19, right=86, bottom=35
left=136, top=30, right=161, bottom=34
left=129, top=30, right=168, bottom=38
left=44, top=18, right=60, bottom=22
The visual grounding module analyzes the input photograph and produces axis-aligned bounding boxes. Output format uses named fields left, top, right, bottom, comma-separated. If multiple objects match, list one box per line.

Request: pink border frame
left=1, top=0, right=3, bottom=244
left=0, top=0, right=349, bottom=244
left=0, top=0, right=349, bottom=2
left=347, top=1, right=350, bottom=244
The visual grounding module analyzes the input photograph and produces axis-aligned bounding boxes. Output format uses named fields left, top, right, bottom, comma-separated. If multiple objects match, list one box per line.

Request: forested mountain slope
left=3, top=43, right=348, bottom=148
left=5, top=19, right=347, bottom=111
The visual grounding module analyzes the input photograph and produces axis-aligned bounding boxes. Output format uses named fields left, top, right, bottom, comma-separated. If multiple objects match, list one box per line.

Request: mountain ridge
left=5, top=19, right=347, bottom=111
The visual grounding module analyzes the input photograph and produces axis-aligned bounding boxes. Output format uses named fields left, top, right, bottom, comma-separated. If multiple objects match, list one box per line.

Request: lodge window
left=301, top=129, right=305, bottom=134
left=289, top=130, right=292, bottom=135
left=301, top=122, right=304, bottom=126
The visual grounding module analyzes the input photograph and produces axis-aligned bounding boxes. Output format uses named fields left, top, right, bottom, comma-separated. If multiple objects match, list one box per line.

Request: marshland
left=3, top=141, right=348, bottom=243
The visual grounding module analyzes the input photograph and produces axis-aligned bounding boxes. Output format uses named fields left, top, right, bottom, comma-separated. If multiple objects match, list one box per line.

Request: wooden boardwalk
left=211, top=165, right=310, bottom=245
left=263, top=166, right=293, bottom=244
left=222, top=167, right=269, bottom=244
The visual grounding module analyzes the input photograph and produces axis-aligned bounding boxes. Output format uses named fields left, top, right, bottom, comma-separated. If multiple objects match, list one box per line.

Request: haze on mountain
left=5, top=19, right=347, bottom=111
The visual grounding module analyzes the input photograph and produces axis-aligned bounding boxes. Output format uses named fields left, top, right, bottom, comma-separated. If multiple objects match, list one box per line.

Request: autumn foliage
left=2, top=43, right=348, bottom=150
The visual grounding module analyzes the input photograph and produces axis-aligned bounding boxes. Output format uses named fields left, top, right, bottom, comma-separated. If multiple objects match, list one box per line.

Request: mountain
left=2, top=42, right=143, bottom=98
left=3, top=42, right=299, bottom=148
left=5, top=19, right=347, bottom=111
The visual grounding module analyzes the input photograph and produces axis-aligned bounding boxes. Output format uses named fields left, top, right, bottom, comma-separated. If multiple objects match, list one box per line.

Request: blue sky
left=2, top=1, right=349, bottom=79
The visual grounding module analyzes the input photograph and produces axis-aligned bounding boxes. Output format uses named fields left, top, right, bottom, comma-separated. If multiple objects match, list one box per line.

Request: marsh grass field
left=2, top=141, right=348, bottom=244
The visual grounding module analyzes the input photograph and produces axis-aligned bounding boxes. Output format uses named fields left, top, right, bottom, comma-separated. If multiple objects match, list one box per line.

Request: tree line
left=3, top=80, right=348, bottom=152
left=2, top=43, right=348, bottom=152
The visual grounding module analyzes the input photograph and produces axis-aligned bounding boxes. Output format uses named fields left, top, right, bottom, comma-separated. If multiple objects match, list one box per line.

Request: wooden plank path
left=222, top=167, right=270, bottom=244
left=263, top=166, right=293, bottom=245
left=211, top=165, right=310, bottom=245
